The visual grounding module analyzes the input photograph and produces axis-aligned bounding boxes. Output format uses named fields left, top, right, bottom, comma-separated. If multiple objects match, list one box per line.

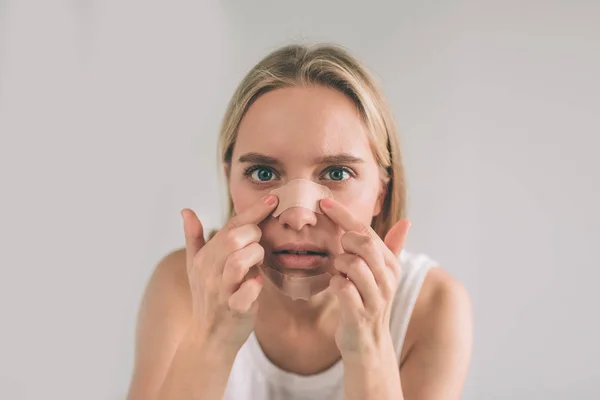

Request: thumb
left=384, top=219, right=411, bottom=257
left=181, top=208, right=206, bottom=269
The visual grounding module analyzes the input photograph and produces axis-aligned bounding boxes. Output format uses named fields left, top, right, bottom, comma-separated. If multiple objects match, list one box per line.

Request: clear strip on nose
left=269, top=179, right=333, bottom=217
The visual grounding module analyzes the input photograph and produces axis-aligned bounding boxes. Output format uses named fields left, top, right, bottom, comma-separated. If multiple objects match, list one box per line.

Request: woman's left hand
left=320, top=197, right=411, bottom=360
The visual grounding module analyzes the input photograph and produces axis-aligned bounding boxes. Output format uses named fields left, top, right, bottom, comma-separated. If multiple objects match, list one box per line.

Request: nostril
left=277, top=207, right=318, bottom=230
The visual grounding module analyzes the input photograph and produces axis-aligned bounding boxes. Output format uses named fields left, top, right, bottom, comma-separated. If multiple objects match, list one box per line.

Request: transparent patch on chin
left=259, top=264, right=332, bottom=301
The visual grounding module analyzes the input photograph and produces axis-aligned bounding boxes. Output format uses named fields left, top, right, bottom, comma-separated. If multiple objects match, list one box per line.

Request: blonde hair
left=216, top=43, right=406, bottom=239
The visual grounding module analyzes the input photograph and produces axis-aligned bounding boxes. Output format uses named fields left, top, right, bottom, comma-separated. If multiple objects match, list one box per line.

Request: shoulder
left=152, top=247, right=189, bottom=289
left=398, top=250, right=471, bottom=334
left=419, top=267, right=472, bottom=330
left=142, top=247, right=191, bottom=309
left=135, top=246, right=193, bottom=341
left=126, top=247, right=192, bottom=399
left=396, top=259, right=473, bottom=397
left=403, top=262, right=473, bottom=368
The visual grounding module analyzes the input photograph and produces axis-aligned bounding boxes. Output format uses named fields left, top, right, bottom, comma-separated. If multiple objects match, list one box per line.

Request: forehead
left=233, top=85, right=373, bottom=162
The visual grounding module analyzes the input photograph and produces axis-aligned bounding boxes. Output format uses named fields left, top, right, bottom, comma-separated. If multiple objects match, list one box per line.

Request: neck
left=256, top=281, right=339, bottom=333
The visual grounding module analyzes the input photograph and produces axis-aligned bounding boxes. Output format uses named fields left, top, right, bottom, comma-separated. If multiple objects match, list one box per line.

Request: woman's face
left=229, top=85, right=385, bottom=275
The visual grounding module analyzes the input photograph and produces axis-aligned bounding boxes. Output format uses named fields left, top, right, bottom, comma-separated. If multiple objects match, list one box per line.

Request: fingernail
left=264, top=195, right=276, bottom=205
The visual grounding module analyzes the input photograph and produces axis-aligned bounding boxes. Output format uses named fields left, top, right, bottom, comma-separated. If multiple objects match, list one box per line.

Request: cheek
left=229, top=179, right=263, bottom=215
left=332, top=183, right=380, bottom=222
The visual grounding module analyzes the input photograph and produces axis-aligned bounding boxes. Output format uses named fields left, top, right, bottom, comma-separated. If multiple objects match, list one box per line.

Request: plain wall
left=0, top=0, right=598, bottom=399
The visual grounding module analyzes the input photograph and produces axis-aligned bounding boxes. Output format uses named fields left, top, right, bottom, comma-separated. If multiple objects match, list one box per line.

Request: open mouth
left=275, top=250, right=327, bottom=256
left=271, top=245, right=328, bottom=270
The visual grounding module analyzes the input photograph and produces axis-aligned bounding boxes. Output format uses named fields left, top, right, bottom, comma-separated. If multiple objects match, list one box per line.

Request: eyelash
left=242, top=165, right=356, bottom=186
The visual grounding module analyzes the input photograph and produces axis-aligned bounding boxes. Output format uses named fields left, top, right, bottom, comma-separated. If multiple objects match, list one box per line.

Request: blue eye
left=251, top=167, right=274, bottom=182
left=324, top=167, right=351, bottom=181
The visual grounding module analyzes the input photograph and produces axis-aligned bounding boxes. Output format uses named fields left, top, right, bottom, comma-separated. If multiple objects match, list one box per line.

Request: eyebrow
left=237, top=152, right=365, bottom=165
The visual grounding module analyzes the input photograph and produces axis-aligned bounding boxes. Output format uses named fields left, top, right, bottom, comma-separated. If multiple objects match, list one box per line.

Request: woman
left=126, top=43, right=473, bottom=400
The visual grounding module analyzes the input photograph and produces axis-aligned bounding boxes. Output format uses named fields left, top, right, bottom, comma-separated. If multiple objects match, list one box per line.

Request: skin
left=126, top=85, right=473, bottom=399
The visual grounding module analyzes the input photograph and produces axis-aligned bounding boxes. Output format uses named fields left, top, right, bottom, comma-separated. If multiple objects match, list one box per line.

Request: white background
left=1, top=1, right=599, bottom=399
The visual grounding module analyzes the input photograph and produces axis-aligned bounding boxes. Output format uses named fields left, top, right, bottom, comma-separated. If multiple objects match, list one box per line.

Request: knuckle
left=333, top=258, right=345, bottom=273
left=256, top=243, right=265, bottom=260
left=225, top=230, right=243, bottom=249
left=382, top=271, right=396, bottom=294
left=227, top=251, right=243, bottom=269
left=334, top=254, right=351, bottom=269
left=227, top=296, right=244, bottom=313
left=252, top=224, right=263, bottom=240
left=340, top=279, right=355, bottom=294
left=341, top=230, right=357, bottom=241
left=330, top=274, right=344, bottom=286
left=340, top=232, right=355, bottom=248
left=342, top=231, right=372, bottom=248
left=359, top=234, right=374, bottom=248
left=228, top=255, right=247, bottom=278
left=382, top=283, right=395, bottom=300
left=349, top=256, right=364, bottom=271
left=357, top=224, right=372, bottom=236
left=391, top=264, right=401, bottom=280
left=228, top=283, right=260, bottom=314
left=232, top=262, right=247, bottom=279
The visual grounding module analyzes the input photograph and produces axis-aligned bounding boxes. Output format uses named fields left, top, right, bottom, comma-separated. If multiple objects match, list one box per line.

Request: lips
left=271, top=243, right=328, bottom=270
left=273, top=253, right=326, bottom=270
left=272, top=242, right=328, bottom=256
left=276, top=250, right=325, bottom=256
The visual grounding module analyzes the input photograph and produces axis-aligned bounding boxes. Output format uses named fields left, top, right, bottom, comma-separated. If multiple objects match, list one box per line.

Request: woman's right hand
left=180, top=194, right=278, bottom=352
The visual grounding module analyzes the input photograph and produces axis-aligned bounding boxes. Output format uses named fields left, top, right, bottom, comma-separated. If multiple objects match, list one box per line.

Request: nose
left=276, top=206, right=318, bottom=231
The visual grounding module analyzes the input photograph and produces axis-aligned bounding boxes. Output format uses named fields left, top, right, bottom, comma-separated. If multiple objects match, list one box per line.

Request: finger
left=181, top=208, right=206, bottom=270
left=228, top=275, right=264, bottom=314
left=333, top=253, right=380, bottom=311
left=340, top=232, right=395, bottom=301
left=320, top=198, right=374, bottom=236
left=329, top=274, right=363, bottom=320
left=384, top=218, right=411, bottom=257
left=221, top=242, right=264, bottom=298
left=220, top=224, right=262, bottom=256
left=226, top=194, right=279, bottom=231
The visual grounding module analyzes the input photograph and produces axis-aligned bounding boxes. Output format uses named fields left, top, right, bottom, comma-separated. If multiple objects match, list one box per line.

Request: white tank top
left=222, top=249, right=437, bottom=400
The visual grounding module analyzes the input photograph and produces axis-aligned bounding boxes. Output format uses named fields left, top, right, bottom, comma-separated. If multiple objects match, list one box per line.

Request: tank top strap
left=389, top=249, right=438, bottom=361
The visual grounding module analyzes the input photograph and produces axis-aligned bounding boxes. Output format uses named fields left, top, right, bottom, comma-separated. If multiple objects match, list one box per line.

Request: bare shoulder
left=400, top=266, right=473, bottom=397
left=136, top=246, right=193, bottom=338
left=408, top=267, right=473, bottom=347
left=146, top=247, right=191, bottom=305
left=135, top=247, right=192, bottom=324
left=126, top=247, right=192, bottom=400
left=419, top=267, right=471, bottom=320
